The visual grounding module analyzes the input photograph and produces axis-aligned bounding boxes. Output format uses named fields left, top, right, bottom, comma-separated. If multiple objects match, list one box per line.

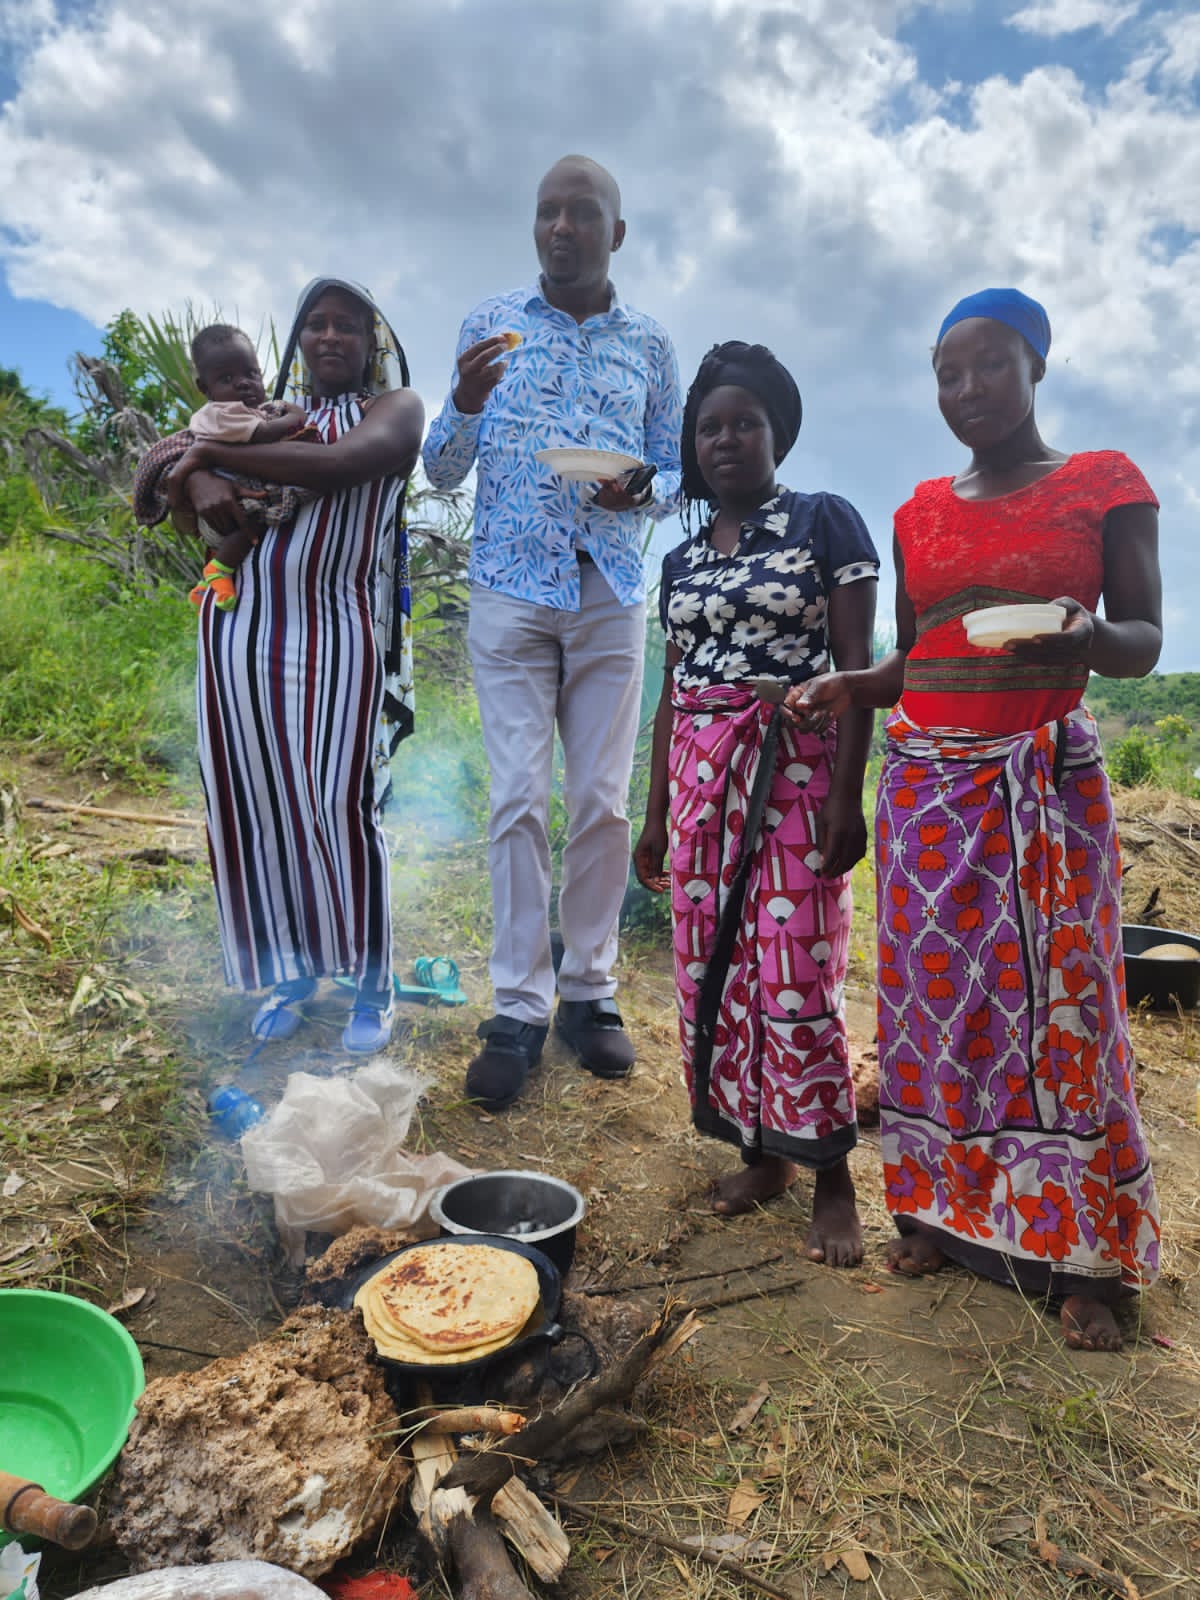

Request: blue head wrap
left=936, top=288, right=1051, bottom=360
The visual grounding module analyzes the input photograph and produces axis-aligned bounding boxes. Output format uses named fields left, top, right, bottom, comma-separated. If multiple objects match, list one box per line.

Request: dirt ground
left=3, top=756, right=1200, bottom=1599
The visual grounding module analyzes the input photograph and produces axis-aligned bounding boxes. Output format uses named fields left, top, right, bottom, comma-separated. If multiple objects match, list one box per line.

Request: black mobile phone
left=623, top=463, right=658, bottom=499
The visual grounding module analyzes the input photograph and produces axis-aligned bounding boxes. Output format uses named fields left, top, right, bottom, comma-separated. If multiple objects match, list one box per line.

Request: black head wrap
left=680, top=341, right=803, bottom=520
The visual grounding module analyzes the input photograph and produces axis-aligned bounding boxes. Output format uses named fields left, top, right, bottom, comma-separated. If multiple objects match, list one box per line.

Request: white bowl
left=533, top=446, right=641, bottom=482
left=962, top=603, right=1066, bottom=650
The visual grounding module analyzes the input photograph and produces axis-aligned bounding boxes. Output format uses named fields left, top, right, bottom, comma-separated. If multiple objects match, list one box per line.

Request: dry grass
left=1116, top=785, right=1200, bottom=933
left=551, top=1292, right=1200, bottom=1599
left=5, top=759, right=1200, bottom=1600
left=0, top=790, right=190, bottom=1289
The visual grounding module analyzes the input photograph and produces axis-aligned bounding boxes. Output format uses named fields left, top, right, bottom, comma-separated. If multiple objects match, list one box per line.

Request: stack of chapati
left=1141, top=943, right=1200, bottom=961
left=354, top=1243, right=542, bottom=1365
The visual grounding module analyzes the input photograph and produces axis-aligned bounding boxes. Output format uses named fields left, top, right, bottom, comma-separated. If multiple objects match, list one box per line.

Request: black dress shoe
left=465, top=1015, right=549, bottom=1112
left=555, top=998, right=635, bottom=1079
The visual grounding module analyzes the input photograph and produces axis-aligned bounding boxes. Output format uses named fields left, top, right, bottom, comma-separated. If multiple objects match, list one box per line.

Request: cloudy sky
left=1, top=0, right=1197, bottom=666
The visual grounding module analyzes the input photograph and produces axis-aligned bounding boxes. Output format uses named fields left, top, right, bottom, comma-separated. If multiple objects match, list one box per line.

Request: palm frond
left=134, top=303, right=284, bottom=424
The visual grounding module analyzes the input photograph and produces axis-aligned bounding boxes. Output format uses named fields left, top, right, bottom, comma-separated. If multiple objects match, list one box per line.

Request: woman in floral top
left=634, top=342, right=878, bottom=1265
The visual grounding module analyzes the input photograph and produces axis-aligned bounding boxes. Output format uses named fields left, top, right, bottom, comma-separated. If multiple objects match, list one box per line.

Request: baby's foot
left=201, top=559, right=237, bottom=611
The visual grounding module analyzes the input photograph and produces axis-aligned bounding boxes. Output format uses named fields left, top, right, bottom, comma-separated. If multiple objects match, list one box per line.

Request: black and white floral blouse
left=658, top=488, right=879, bottom=693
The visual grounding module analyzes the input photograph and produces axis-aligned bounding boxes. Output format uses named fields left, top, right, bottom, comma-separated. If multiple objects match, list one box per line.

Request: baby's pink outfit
left=188, top=400, right=277, bottom=443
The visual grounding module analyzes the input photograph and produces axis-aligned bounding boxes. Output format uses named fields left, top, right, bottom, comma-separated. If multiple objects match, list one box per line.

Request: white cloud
left=0, top=0, right=55, bottom=44
left=0, top=0, right=1196, bottom=665
left=1006, top=0, right=1140, bottom=37
left=1158, top=12, right=1200, bottom=85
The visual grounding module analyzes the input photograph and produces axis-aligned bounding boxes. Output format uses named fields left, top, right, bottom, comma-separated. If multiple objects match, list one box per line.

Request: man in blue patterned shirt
left=423, top=154, right=683, bottom=1112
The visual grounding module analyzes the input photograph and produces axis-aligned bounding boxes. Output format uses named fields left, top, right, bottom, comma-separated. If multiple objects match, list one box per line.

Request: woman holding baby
left=167, top=278, right=423, bottom=1055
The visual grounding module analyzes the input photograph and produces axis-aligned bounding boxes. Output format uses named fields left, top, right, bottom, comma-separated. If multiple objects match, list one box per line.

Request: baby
left=133, top=323, right=317, bottom=610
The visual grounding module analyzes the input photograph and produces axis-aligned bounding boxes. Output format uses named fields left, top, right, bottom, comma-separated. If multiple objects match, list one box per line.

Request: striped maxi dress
left=196, top=391, right=406, bottom=996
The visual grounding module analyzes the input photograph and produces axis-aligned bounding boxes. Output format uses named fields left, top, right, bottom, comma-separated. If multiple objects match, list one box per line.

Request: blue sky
left=2, top=285, right=96, bottom=406
left=898, top=4, right=1146, bottom=92
left=0, top=0, right=1196, bottom=665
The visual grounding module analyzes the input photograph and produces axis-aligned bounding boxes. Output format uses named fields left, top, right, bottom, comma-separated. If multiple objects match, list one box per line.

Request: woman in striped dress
left=166, top=278, right=424, bottom=1053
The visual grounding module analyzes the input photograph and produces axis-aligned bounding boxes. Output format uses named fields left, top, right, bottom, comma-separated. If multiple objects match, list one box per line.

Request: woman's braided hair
left=680, top=341, right=802, bottom=530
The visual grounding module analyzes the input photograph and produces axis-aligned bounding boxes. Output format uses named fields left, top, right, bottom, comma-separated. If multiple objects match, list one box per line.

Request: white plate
left=963, top=603, right=1066, bottom=649
left=534, top=447, right=641, bottom=483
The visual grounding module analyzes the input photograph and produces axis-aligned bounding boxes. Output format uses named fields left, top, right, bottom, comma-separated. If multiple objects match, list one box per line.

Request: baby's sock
left=201, top=559, right=237, bottom=611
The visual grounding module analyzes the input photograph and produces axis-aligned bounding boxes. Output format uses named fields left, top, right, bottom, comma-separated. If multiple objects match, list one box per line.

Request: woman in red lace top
left=797, top=288, right=1163, bottom=1352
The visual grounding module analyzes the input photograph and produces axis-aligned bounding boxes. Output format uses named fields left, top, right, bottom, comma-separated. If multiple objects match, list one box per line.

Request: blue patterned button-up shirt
left=422, top=281, right=682, bottom=610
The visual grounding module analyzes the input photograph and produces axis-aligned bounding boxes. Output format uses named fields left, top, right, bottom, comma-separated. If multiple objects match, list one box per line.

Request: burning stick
left=421, top=1307, right=685, bottom=1600
left=411, top=1402, right=563, bottom=1599
left=417, top=1409, right=526, bottom=1438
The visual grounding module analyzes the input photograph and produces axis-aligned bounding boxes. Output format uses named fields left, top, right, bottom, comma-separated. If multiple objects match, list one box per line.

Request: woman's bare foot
left=710, top=1155, right=797, bottom=1216
left=886, top=1230, right=947, bottom=1276
left=806, top=1160, right=863, bottom=1267
left=1061, top=1294, right=1123, bottom=1352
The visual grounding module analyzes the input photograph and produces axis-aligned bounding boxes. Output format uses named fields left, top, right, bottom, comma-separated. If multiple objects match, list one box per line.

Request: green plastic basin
left=0, top=1289, right=144, bottom=1546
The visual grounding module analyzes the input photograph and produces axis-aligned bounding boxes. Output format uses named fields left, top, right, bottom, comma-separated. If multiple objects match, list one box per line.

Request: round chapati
left=354, top=1243, right=540, bottom=1355
left=355, top=1285, right=542, bottom=1365
left=1138, top=942, right=1200, bottom=962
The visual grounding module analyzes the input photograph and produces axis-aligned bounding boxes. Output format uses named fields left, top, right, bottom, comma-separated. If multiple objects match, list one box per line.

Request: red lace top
left=896, top=451, right=1157, bottom=736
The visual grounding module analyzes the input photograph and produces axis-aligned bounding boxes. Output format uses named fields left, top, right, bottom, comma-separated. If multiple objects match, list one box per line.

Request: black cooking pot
left=1123, top=924, right=1200, bottom=1010
left=343, top=1233, right=563, bottom=1381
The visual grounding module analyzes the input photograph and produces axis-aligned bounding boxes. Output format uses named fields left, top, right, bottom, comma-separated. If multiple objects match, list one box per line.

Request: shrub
left=1108, top=727, right=1159, bottom=788
left=0, top=543, right=196, bottom=786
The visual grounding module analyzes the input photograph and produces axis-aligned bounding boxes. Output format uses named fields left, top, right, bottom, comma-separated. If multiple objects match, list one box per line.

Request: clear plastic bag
left=1, top=1543, right=39, bottom=1600
left=240, top=1061, right=472, bottom=1263
left=71, top=1560, right=326, bottom=1600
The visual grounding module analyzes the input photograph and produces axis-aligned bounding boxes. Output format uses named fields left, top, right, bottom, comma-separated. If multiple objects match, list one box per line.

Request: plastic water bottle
left=207, top=1085, right=266, bottom=1138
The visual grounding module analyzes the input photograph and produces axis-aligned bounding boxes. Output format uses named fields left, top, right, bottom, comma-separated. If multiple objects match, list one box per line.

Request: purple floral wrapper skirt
left=876, top=706, right=1159, bottom=1297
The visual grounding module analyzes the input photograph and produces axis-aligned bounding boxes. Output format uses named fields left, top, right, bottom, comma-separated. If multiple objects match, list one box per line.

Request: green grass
left=0, top=542, right=197, bottom=786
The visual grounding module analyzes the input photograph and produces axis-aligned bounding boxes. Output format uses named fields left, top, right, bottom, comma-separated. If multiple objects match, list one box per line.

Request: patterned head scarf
left=935, top=288, right=1051, bottom=361
left=681, top=341, right=803, bottom=511
left=273, top=277, right=410, bottom=401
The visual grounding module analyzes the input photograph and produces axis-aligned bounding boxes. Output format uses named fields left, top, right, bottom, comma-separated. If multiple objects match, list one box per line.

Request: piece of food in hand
left=499, top=331, right=522, bottom=350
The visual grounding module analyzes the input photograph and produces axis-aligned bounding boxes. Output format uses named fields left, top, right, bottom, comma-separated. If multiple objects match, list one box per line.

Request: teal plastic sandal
left=333, top=958, right=467, bottom=1007
left=412, top=956, right=468, bottom=1005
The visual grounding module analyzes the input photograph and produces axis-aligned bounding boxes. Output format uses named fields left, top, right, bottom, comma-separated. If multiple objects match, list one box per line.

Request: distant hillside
left=1086, top=672, right=1200, bottom=734
left=1086, top=672, right=1199, bottom=792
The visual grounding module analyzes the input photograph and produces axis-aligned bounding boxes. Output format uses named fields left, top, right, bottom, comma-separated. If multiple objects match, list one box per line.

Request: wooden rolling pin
left=0, top=1472, right=98, bottom=1550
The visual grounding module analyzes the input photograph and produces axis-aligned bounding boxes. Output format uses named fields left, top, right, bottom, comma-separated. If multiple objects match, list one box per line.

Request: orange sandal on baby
left=190, top=559, right=238, bottom=611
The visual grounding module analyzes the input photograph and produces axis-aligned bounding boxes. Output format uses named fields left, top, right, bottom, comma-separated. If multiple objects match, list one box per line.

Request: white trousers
left=467, top=567, right=646, bottom=1023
